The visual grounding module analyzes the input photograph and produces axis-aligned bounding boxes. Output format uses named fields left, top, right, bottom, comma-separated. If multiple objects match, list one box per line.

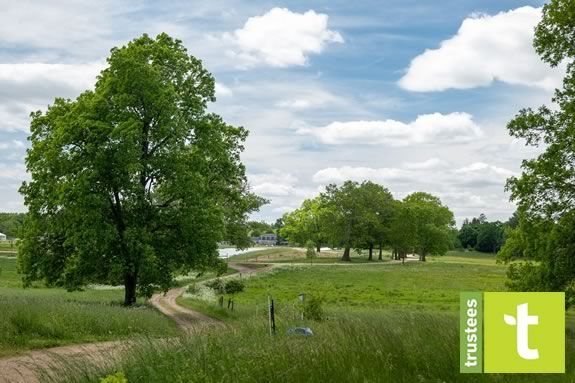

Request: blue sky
left=0, top=0, right=559, bottom=225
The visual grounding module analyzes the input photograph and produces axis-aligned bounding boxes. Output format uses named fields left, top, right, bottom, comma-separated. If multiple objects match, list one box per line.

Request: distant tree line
left=0, top=213, right=26, bottom=238
left=457, top=213, right=517, bottom=253
left=280, top=180, right=455, bottom=262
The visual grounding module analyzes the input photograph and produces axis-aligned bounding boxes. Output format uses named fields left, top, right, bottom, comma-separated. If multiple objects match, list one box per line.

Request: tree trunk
left=420, top=252, right=427, bottom=262
left=368, top=243, right=373, bottom=261
left=124, top=271, right=138, bottom=306
left=341, top=246, right=351, bottom=262
left=316, top=242, right=321, bottom=253
left=378, top=243, right=383, bottom=261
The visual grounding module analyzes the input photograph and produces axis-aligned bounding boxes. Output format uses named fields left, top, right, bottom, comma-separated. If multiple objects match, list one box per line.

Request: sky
left=0, top=0, right=558, bottom=226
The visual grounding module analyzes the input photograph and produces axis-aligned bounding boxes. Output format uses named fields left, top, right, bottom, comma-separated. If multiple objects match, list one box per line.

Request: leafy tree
left=458, top=222, right=479, bottom=249
left=356, top=182, right=395, bottom=261
left=389, top=200, right=417, bottom=262
left=320, top=181, right=375, bottom=261
left=475, top=222, right=505, bottom=253
left=280, top=197, right=325, bottom=252
left=403, top=192, right=454, bottom=262
left=500, top=0, right=575, bottom=303
left=18, top=34, right=263, bottom=305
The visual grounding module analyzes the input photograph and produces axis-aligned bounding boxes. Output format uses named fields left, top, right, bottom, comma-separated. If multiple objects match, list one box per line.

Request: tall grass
left=0, top=294, right=178, bottom=356
left=51, top=311, right=575, bottom=383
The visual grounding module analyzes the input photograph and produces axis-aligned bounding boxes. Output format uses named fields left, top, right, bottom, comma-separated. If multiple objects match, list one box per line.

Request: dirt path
left=0, top=262, right=270, bottom=383
left=0, top=340, right=129, bottom=383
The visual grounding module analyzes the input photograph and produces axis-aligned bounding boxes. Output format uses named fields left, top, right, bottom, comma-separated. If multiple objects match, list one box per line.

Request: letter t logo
left=504, top=303, right=539, bottom=360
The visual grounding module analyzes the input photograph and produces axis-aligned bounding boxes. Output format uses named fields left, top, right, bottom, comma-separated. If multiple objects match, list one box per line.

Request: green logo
left=460, top=292, right=564, bottom=374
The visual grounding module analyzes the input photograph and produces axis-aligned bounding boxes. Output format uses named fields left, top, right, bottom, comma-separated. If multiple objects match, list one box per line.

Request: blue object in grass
left=287, top=327, right=313, bottom=336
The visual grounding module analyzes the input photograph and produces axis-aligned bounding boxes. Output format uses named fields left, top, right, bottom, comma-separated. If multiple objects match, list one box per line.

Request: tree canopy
left=281, top=181, right=454, bottom=262
left=499, top=0, right=575, bottom=305
left=18, top=34, right=264, bottom=305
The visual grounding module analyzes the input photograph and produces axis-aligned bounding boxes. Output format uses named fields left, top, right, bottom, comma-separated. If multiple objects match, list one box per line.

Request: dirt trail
left=0, top=340, right=129, bottom=383
left=0, top=262, right=270, bottom=383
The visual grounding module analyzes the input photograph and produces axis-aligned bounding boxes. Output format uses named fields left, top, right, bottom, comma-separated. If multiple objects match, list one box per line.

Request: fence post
left=268, top=296, right=276, bottom=335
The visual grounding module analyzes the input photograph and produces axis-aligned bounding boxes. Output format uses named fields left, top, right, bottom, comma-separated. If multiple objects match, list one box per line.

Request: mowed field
left=0, top=256, right=178, bottom=357
left=54, top=250, right=575, bottom=383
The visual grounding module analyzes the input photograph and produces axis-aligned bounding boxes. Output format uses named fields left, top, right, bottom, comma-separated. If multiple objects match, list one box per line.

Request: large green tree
left=320, top=181, right=372, bottom=262
left=402, top=192, right=454, bottom=262
left=280, top=197, right=325, bottom=252
left=356, top=182, right=395, bottom=261
left=500, top=0, right=575, bottom=304
left=19, top=34, right=263, bottom=305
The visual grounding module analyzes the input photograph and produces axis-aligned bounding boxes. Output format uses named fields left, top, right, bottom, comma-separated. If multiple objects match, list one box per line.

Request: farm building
left=0, top=233, right=6, bottom=241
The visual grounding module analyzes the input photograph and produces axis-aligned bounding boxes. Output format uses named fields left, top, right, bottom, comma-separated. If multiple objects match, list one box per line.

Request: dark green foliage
left=18, top=34, right=263, bottom=305
left=501, top=0, right=575, bottom=301
left=475, top=222, right=505, bottom=253
left=458, top=215, right=506, bottom=253
left=205, top=278, right=244, bottom=295
left=302, top=295, right=325, bottom=321
left=0, top=213, right=26, bottom=238
left=224, top=279, right=245, bottom=295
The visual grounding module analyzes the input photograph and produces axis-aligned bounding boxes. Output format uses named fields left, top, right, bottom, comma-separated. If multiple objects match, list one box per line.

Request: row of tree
left=280, top=181, right=455, bottom=262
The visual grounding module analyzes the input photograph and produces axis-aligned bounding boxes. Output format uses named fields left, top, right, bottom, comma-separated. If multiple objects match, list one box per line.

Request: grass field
left=226, top=246, right=390, bottom=263
left=0, top=257, right=178, bottom=356
left=219, top=251, right=505, bottom=312
left=54, top=311, right=575, bottom=383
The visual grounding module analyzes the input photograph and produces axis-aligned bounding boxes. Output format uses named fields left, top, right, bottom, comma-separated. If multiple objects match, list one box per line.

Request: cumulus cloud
left=215, top=82, right=233, bottom=98
left=298, top=112, right=482, bottom=146
left=311, top=161, right=517, bottom=223
left=249, top=170, right=299, bottom=198
left=0, top=63, right=104, bottom=131
left=399, top=6, right=564, bottom=92
left=224, top=7, right=343, bottom=68
left=312, top=162, right=515, bottom=189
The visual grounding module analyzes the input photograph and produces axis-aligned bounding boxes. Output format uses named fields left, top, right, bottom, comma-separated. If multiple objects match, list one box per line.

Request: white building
left=0, top=233, right=6, bottom=241
left=252, top=233, right=277, bottom=246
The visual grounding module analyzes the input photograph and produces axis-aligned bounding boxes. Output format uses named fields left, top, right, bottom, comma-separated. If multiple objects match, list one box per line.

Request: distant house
left=252, top=233, right=277, bottom=246
left=0, top=233, right=6, bottom=241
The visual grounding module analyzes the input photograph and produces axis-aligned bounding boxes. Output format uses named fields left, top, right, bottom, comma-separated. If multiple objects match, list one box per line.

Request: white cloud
left=0, top=63, right=104, bottom=132
left=311, top=161, right=517, bottom=225
left=0, top=1, right=114, bottom=59
left=0, top=141, right=26, bottom=151
left=215, top=82, right=233, bottom=98
left=298, top=112, right=482, bottom=146
left=252, top=182, right=297, bottom=197
left=224, top=7, right=343, bottom=68
left=399, top=6, right=564, bottom=92
left=313, top=166, right=411, bottom=184
left=312, top=161, right=515, bottom=189
left=403, top=158, right=448, bottom=170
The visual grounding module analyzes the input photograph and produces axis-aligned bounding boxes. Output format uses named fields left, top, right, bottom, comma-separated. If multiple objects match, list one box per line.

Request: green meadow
left=51, top=251, right=575, bottom=383
left=0, top=257, right=178, bottom=356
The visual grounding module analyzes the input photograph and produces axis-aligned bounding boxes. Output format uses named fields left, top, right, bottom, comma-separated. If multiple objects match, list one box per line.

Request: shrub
left=186, top=283, right=199, bottom=295
left=224, top=279, right=244, bottom=295
left=205, top=279, right=226, bottom=294
left=305, top=240, right=316, bottom=259
left=303, top=295, right=324, bottom=321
